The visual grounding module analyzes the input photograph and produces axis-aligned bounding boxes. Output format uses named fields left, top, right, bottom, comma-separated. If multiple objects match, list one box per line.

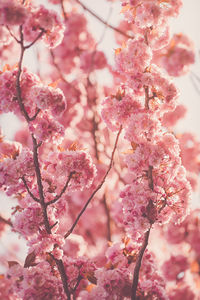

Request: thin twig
left=21, top=176, right=40, bottom=203
left=29, top=108, right=41, bottom=121
left=60, top=0, right=67, bottom=20
left=32, top=134, right=51, bottom=234
left=75, top=0, right=133, bottom=39
left=144, top=85, right=150, bottom=110
left=24, top=29, right=44, bottom=49
left=16, top=26, right=31, bottom=123
left=49, top=253, right=71, bottom=300
left=147, top=165, right=154, bottom=190
left=46, top=172, right=74, bottom=206
left=6, top=26, right=20, bottom=43
left=72, top=275, right=82, bottom=292
left=0, top=215, right=12, bottom=227
left=131, top=228, right=151, bottom=300
left=102, top=194, right=111, bottom=242
left=64, top=126, right=122, bottom=238
left=50, top=50, right=80, bottom=94
left=91, top=115, right=99, bottom=161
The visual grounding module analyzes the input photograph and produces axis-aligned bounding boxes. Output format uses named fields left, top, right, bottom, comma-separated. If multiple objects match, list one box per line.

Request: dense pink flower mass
left=0, top=0, right=198, bottom=299
left=0, top=0, right=28, bottom=26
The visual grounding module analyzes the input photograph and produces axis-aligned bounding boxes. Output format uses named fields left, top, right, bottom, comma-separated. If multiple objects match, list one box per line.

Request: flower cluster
left=153, top=34, right=195, bottom=76
left=102, top=0, right=192, bottom=242
left=0, top=67, right=66, bottom=127
left=0, top=0, right=27, bottom=26
left=8, top=261, right=67, bottom=300
left=0, top=147, right=34, bottom=196
left=23, top=4, right=64, bottom=48
left=44, top=150, right=97, bottom=192
left=0, top=0, right=197, bottom=299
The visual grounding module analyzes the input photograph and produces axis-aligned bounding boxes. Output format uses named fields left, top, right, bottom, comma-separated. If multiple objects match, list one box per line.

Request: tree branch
left=50, top=50, right=80, bottom=95
left=75, top=0, right=133, bottom=39
left=46, top=172, right=74, bottom=206
left=15, top=26, right=51, bottom=234
left=60, top=0, right=67, bottom=20
left=32, top=134, right=51, bottom=234
left=21, top=176, right=40, bottom=203
left=64, top=126, right=122, bottom=238
left=131, top=227, right=151, bottom=300
left=16, top=26, right=32, bottom=123
left=6, top=26, right=20, bottom=43
left=102, top=194, right=111, bottom=242
left=144, top=85, right=150, bottom=110
left=24, top=29, right=44, bottom=49
left=29, top=108, right=41, bottom=121
left=0, top=215, right=12, bottom=227
left=147, top=165, right=154, bottom=190
left=49, top=254, right=71, bottom=300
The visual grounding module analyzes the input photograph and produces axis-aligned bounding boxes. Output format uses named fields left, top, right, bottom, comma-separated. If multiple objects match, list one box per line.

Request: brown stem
left=147, top=165, right=154, bottom=190
left=131, top=228, right=151, bottom=300
left=64, top=126, right=122, bottom=238
left=91, top=115, right=99, bottom=161
left=144, top=85, right=150, bottom=110
left=15, top=27, right=50, bottom=233
left=0, top=215, right=12, bottom=227
left=14, top=24, right=71, bottom=298
left=32, top=134, right=51, bottom=234
left=72, top=275, right=82, bottom=293
left=102, top=194, right=111, bottom=242
left=24, top=29, right=44, bottom=49
left=75, top=0, right=133, bottom=39
left=16, top=27, right=31, bottom=123
left=21, top=176, right=40, bottom=203
left=60, top=0, right=67, bottom=20
left=29, top=108, right=41, bottom=121
left=50, top=50, right=80, bottom=95
left=6, top=26, right=20, bottom=43
left=49, top=254, right=71, bottom=299
left=46, top=172, right=74, bottom=206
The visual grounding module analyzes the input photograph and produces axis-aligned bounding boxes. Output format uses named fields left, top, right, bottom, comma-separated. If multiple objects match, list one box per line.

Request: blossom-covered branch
left=64, top=126, right=122, bottom=238
left=75, top=0, right=133, bottom=39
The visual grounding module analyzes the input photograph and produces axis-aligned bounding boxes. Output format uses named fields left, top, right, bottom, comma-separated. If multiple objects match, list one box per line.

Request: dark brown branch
left=15, top=28, right=42, bottom=123
left=29, top=108, right=41, bottom=121
left=147, top=165, right=154, bottom=190
left=16, top=26, right=32, bottom=123
left=32, top=134, right=51, bottom=234
left=50, top=50, right=80, bottom=95
left=102, top=194, right=112, bottom=242
left=64, top=126, right=122, bottom=238
left=24, top=29, right=44, bottom=49
left=21, top=176, right=40, bottom=203
left=72, top=275, right=82, bottom=292
left=6, top=26, right=20, bottom=43
left=144, top=85, right=150, bottom=110
left=60, top=0, right=67, bottom=20
left=131, top=228, right=151, bottom=300
left=49, top=254, right=71, bottom=299
left=46, top=172, right=74, bottom=206
left=0, top=215, right=12, bottom=227
left=91, top=115, right=99, bottom=161
left=50, top=221, right=58, bottom=230
left=15, top=27, right=51, bottom=234
left=75, top=0, right=133, bottom=39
